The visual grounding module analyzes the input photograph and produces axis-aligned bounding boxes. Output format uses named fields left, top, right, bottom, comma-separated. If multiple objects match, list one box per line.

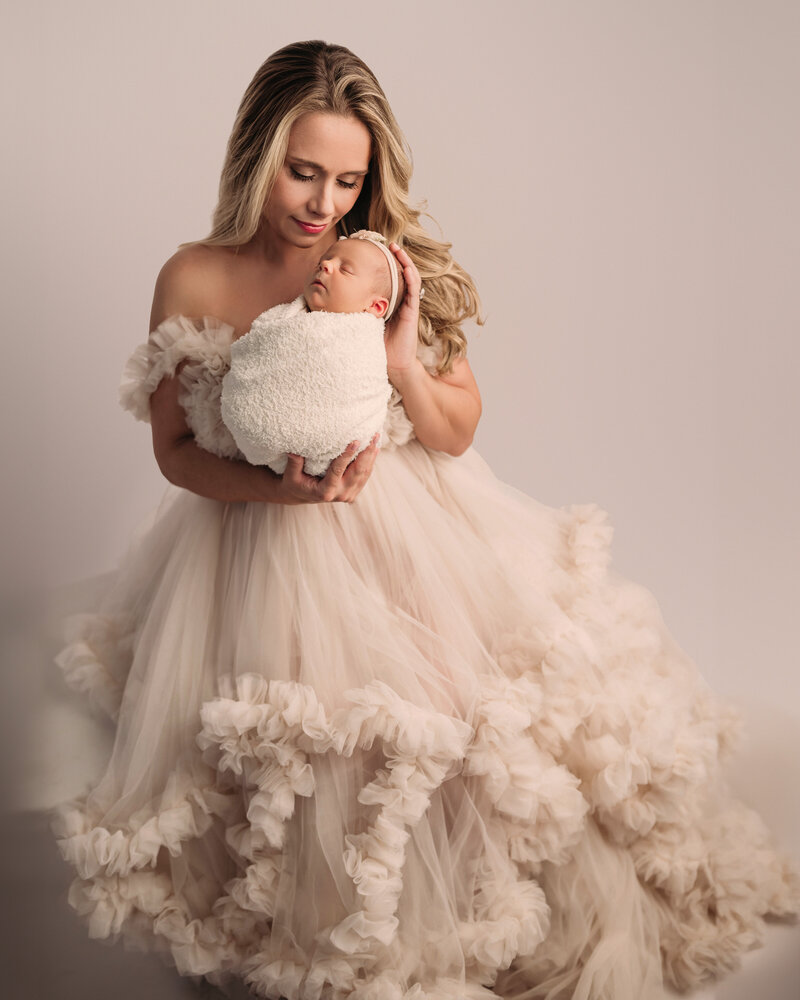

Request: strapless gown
left=49, top=314, right=799, bottom=1000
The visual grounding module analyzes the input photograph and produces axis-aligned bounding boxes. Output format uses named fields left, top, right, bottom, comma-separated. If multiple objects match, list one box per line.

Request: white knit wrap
left=220, top=296, right=391, bottom=476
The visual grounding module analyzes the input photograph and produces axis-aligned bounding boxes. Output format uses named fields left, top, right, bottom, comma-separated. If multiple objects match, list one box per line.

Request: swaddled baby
left=221, top=231, right=405, bottom=476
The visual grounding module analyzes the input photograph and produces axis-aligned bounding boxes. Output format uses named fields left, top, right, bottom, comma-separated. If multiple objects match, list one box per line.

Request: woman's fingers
left=346, top=434, right=378, bottom=478
left=321, top=440, right=360, bottom=486
left=389, top=242, right=412, bottom=266
left=389, top=242, right=422, bottom=300
left=277, top=453, right=321, bottom=504
left=280, top=439, right=377, bottom=504
left=283, top=453, right=305, bottom=479
left=331, top=439, right=360, bottom=476
left=335, top=435, right=380, bottom=502
left=383, top=246, right=422, bottom=373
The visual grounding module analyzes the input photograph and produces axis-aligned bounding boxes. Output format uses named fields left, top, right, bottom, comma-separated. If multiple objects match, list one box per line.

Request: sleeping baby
left=221, top=230, right=405, bottom=476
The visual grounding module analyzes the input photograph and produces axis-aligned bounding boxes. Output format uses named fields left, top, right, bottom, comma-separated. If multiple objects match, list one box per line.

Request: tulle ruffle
left=54, top=611, right=133, bottom=720
left=119, top=315, right=242, bottom=459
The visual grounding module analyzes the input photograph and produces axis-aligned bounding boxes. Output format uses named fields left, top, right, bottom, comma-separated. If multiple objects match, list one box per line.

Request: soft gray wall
left=2, top=1, right=799, bottom=838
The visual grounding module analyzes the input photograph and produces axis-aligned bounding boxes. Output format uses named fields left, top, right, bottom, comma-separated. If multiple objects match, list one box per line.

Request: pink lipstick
left=294, top=219, right=328, bottom=234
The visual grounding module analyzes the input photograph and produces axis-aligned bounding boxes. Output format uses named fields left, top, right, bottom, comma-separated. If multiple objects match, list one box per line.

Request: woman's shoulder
left=149, top=244, right=239, bottom=332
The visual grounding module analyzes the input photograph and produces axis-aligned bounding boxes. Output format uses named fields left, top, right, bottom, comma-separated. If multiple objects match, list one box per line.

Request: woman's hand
left=378, top=243, right=483, bottom=457
left=384, top=242, right=423, bottom=378
left=278, top=435, right=380, bottom=504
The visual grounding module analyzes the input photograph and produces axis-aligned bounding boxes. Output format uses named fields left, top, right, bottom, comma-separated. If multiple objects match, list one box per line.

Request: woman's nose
left=308, top=180, right=335, bottom=218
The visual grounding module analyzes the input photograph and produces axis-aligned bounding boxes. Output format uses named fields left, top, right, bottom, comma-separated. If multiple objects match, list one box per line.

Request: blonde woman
left=51, top=40, right=798, bottom=1000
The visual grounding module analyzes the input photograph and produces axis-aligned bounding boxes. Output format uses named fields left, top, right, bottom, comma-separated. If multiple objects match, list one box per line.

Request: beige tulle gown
left=50, top=314, right=799, bottom=1000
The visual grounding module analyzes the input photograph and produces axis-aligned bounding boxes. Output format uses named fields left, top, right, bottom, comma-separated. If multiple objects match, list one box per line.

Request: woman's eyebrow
left=290, top=157, right=368, bottom=176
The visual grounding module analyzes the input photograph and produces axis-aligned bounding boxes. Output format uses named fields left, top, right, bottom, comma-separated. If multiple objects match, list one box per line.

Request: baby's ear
left=366, top=296, right=389, bottom=318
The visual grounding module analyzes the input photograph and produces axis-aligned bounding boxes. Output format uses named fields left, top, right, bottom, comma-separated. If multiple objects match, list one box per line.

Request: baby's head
left=303, top=231, right=405, bottom=320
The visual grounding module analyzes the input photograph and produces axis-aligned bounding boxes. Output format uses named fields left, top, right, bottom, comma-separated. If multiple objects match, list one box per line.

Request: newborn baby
left=221, top=231, right=405, bottom=476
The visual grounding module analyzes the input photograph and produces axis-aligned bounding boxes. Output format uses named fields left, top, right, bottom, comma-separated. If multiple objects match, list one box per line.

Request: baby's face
left=303, top=239, right=389, bottom=317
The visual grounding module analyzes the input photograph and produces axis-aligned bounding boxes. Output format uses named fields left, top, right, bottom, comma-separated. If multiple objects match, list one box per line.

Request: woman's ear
left=366, top=296, right=389, bottom=318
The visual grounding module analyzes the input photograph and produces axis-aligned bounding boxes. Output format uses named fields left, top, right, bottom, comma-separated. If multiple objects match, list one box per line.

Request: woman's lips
left=294, top=218, right=328, bottom=234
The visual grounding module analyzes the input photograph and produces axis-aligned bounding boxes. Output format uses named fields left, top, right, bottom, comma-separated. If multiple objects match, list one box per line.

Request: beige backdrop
left=2, top=2, right=799, bottom=997
left=2, top=0, right=798, bottom=845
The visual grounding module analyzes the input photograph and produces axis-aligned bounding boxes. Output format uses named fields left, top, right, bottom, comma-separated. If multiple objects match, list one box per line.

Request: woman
left=51, top=40, right=798, bottom=1000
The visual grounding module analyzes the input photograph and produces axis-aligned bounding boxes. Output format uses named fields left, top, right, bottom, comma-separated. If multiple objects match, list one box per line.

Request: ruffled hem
left=51, top=772, right=241, bottom=881
left=54, top=612, right=135, bottom=720
left=195, top=672, right=542, bottom=977
left=51, top=661, right=800, bottom=999
left=53, top=673, right=559, bottom=996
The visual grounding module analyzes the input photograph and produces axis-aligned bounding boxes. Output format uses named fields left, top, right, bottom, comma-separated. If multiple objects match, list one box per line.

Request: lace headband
left=339, top=230, right=400, bottom=320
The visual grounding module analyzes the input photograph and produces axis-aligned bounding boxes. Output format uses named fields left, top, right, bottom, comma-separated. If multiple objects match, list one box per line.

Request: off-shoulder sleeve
left=119, top=315, right=235, bottom=423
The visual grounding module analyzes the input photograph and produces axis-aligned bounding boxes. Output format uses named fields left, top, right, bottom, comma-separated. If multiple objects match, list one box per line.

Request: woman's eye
left=290, top=167, right=358, bottom=189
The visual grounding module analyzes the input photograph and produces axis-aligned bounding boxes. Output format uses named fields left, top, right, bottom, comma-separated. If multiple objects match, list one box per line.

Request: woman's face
left=263, top=112, right=372, bottom=250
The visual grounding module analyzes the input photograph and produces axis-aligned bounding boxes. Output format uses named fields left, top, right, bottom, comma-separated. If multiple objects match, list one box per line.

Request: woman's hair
left=189, top=40, right=482, bottom=372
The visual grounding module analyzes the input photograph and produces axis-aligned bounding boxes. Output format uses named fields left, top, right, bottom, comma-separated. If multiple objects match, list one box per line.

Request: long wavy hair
left=189, top=40, right=482, bottom=372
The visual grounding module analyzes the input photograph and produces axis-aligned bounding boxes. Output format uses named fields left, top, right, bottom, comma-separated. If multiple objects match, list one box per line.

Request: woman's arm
left=387, top=357, right=481, bottom=456
left=385, top=244, right=482, bottom=457
left=149, top=371, right=281, bottom=502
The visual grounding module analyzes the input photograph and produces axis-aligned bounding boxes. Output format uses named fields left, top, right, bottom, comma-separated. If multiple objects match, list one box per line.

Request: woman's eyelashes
left=289, top=166, right=359, bottom=190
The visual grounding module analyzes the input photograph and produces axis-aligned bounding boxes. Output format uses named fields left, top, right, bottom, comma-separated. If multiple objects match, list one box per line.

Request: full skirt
left=50, top=441, right=799, bottom=999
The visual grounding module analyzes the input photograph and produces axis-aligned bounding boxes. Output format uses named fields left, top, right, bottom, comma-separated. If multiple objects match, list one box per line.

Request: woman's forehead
left=287, top=112, right=371, bottom=173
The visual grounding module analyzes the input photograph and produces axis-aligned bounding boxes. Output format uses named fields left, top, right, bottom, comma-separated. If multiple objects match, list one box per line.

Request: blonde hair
left=189, top=40, right=482, bottom=372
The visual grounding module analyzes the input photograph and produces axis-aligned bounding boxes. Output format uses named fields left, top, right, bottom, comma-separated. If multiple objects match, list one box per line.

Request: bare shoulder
left=149, top=244, right=238, bottom=332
